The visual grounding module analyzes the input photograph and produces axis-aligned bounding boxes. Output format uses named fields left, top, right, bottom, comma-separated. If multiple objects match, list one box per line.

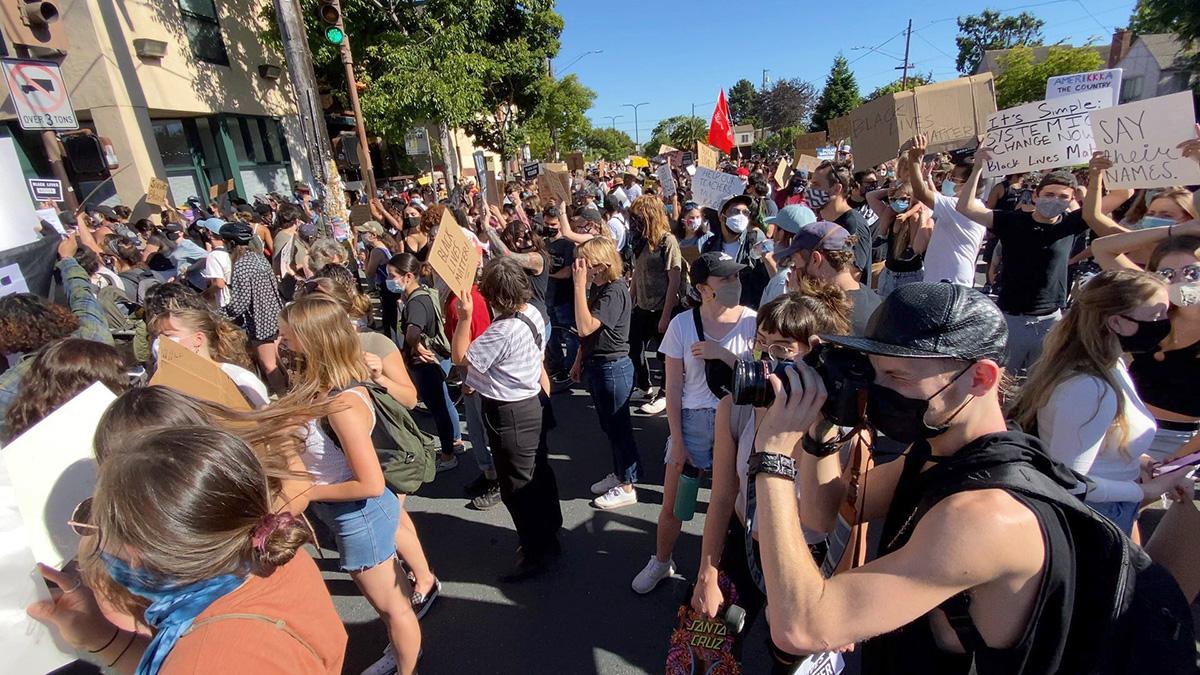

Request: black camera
left=729, top=343, right=874, bottom=427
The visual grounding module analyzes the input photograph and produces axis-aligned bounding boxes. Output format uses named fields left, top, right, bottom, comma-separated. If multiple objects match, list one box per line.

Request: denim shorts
left=311, top=491, right=400, bottom=572
left=663, top=407, right=716, bottom=470
left=1087, top=499, right=1139, bottom=535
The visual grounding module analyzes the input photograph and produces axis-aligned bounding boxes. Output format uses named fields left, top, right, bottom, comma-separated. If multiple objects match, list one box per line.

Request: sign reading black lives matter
left=979, top=91, right=1109, bottom=178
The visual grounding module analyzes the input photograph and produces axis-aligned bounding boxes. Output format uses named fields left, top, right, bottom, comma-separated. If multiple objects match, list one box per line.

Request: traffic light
left=61, top=133, right=107, bottom=177
left=318, top=0, right=343, bottom=45
left=335, top=131, right=359, bottom=168
left=0, top=0, right=69, bottom=51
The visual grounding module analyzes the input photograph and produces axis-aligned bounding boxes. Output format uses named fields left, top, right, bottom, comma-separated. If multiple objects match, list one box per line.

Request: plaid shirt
left=0, top=257, right=113, bottom=440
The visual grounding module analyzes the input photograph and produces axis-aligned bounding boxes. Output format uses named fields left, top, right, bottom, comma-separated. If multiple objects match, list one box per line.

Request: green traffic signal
left=325, top=26, right=344, bottom=44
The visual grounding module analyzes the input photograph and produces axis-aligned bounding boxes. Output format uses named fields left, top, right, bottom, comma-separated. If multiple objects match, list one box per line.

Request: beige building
left=1, top=0, right=308, bottom=215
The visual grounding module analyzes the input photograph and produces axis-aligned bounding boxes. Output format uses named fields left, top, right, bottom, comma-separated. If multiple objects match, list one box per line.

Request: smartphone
left=1152, top=450, right=1200, bottom=477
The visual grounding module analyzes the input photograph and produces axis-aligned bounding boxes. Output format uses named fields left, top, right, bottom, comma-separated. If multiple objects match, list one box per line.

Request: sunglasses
left=1155, top=264, right=1200, bottom=284
left=728, top=207, right=751, bottom=216
left=68, top=497, right=98, bottom=537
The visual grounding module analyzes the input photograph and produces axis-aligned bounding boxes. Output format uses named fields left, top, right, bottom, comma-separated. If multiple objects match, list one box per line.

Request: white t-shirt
left=219, top=362, right=270, bottom=408
left=659, top=307, right=757, bottom=409
left=922, top=194, right=986, bottom=286
left=1036, top=362, right=1155, bottom=503
left=202, top=248, right=233, bottom=307
left=607, top=214, right=627, bottom=250
left=466, top=304, right=546, bottom=402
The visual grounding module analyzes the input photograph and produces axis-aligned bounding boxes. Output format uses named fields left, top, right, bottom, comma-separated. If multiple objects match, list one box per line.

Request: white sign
left=404, top=127, right=430, bottom=156
left=979, top=91, right=1109, bottom=178
left=33, top=209, right=64, bottom=236
left=656, top=163, right=676, bottom=197
left=1090, top=91, right=1200, bottom=189
left=0, top=59, right=78, bottom=131
left=815, top=146, right=836, bottom=161
left=0, top=263, right=29, bottom=297
left=0, top=137, right=40, bottom=250
left=1046, top=68, right=1122, bottom=108
left=27, top=179, right=62, bottom=202
left=691, top=167, right=746, bottom=209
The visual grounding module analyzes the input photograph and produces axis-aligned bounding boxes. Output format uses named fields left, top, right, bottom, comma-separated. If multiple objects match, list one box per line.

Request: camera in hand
left=729, top=344, right=873, bottom=427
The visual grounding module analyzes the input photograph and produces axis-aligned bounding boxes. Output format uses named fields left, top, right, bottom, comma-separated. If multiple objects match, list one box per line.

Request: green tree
left=811, top=56, right=861, bottom=132
left=865, top=72, right=935, bottom=102
left=727, top=79, right=759, bottom=125
left=585, top=127, right=636, bottom=161
left=757, top=78, right=817, bottom=130
left=955, top=10, right=1044, bottom=74
left=641, top=116, right=707, bottom=155
left=1127, top=0, right=1199, bottom=39
left=995, top=45, right=1104, bottom=108
left=524, top=74, right=597, bottom=159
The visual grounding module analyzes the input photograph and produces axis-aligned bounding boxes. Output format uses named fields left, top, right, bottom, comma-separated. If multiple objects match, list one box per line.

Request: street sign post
left=1, top=59, right=78, bottom=130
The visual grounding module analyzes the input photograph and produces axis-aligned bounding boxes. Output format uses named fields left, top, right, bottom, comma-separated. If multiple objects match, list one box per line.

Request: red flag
left=707, top=89, right=734, bottom=154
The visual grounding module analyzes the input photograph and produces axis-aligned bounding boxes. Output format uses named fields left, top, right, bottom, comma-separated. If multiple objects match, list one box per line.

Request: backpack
left=116, top=267, right=162, bottom=307
left=323, top=381, right=438, bottom=494
left=920, top=460, right=1195, bottom=675
left=407, top=286, right=452, bottom=359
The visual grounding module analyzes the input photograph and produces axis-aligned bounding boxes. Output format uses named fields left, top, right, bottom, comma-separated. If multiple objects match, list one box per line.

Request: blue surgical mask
left=941, top=180, right=957, bottom=197
left=1138, top=216, right=1176, bottom=230
left=890, top=199, right=910, bottom=213
left=385, top=279, right=405, bottom=294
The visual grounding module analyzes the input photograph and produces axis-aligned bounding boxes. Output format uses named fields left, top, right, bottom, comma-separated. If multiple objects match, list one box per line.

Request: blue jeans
left=584, top=356, right=642, bottom=484
left=1088, top=499, right=1139, bottom=535
left=878, top=267, right=924, bottom=298
left=464, top=389, right=494, bottom=472
left=548, top=302, right=579, bottom=377
left=409, top=357, right=461, bottom=455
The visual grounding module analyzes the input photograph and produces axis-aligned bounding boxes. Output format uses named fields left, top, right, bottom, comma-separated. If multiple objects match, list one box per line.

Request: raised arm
left=956, top=147, right=994, bottom=229
left=483, top=223, right=545, bottom=274
left=1080, top=152, right=1128, bottom=238
left=902, top=135, right=936, bottom=209
left=572, top=258, right=602, bottom=338
left=1092, top=221, right=1200, bottom=271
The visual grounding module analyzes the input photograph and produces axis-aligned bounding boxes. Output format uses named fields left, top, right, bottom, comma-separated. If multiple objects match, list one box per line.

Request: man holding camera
left=748, top=282, right=1193, bottom=674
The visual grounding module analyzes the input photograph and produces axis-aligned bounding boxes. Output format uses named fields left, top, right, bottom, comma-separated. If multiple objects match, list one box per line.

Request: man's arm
left=1080, top=152, right=1129, bottom=238
left=902, top=135, right=936, bottom=210
left=956, top=146, right=994, bottom=229
left=57, top=247, right=114, bottom=347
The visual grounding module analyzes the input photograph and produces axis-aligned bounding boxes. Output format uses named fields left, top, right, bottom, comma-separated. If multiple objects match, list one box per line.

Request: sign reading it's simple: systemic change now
left=979, top=90, right=1109, bottom=177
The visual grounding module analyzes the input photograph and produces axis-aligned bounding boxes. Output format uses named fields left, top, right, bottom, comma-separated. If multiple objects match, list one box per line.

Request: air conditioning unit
left=133, top=38, right=167, bottom=59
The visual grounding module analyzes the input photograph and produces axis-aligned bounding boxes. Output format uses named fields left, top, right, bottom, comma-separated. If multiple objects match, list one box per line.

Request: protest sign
left=416, top=175, right=432, bottom=186
left=2, top=382, right=115, bottom=567
left=610, top=186, right=629, bottom=207
left=630, top=156, right=649, bottom=168
left=816, top=146, right=836, bottom=161
left=150, top=336, right=252, bottom=410
left=0, top=137, right=40, bottom=250
left=349, top=204, right=374, bottom=227
left=472, top=150, right=487, bottom=178
left=1090, top=91, right=1200, bottom=189
left=696, top=142, right=719, bottom=170
left=543, top=161, right=568, bottom=173
left=978, top=90, right=1109, bottom=178
left=680, top=151, right=695, bottom=166
left=794, top=131, right=827, bottom=154
left=208, top=183, right=220, bottom=200
left=1047, top=68, right=1122, bottom=108
left=794, top=155, right=821, bottom=173
left=827, top=115, right=852, bottom=143
left=484, top=171, right=501, bottom=207
left=568, top=151, right=584, bottom=172
left=537, top=169, right=572, bottom=206
left=429, top=208, right=481, bottom=296
left=773, top=158, right=791, bottom=187
left=34, top=208, right=64, bottom=235
left=27, top=179, right=61, bottom=202
left=657, top=163, right=676, bottom=197
left=522, top=162, right=541, bottom=180
left=146, top=177, right=169, bottom=207
left=658, top=144, right=679, bottom=155
left=691, top=167, right=746, bottom=209
left=849, top=74, right=996, bottom=170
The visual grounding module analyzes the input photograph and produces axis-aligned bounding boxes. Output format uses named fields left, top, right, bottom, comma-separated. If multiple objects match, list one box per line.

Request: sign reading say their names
left=979, top=90, right=1109, bottom=178
left=691, top=167, right=746, bottom=209
left=1046, top=68, right=1122, bottom=108
left=428, top=207, right=481, bottom=297
left=1, top=59, right=78, bottom=130
left=1090, top=91, right=1200, bottom=189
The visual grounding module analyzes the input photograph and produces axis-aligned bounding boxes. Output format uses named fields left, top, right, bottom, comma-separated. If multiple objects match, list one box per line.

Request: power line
left=1072, top=0, right=1113, bottom=34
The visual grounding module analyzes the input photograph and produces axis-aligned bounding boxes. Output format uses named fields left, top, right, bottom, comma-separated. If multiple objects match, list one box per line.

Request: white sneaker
left=593, top=485, right=637, bottom=510
left=639, top=394, right=667, bottom=415
left=360, top=649, right=397, bottom=675
left=641, top=386, right=660, bottom=401
left=590, top=472, right=621, bottom=496
left=631, top=556, right=676, bottom=594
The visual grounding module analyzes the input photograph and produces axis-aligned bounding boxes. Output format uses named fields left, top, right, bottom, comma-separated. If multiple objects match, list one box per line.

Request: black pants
left=482, top=393, right=563, bottom=559
left=628, top=305, right=663, bottom=393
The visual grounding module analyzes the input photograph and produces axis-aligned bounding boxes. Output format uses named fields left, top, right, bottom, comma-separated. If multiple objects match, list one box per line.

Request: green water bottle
left=674, top=464, right=701, bottom=521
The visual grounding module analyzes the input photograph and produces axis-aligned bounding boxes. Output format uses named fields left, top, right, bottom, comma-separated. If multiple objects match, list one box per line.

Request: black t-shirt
left=846, top=285, right=882, bottom=337
left=402, top=289, right=437, bottom=360
left=992, top=209, right=1088, bottom=315
left=525, top=251, right=550, bottom=323
left=583, top=278, right=631, bottom=360
left=836, top=208, right=876, bottom=284
left=546, top=238, right=576, bottom=309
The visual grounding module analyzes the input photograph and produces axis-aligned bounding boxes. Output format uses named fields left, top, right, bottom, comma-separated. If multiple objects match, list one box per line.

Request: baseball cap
left=580, top=206, right=603, bottom=224
left=719, top=194, right=753, bottom=215
left=163, top=222, right=184, bottom=234
left=736, top=167, right=749, bottom=177
left=197, top=217, right=226, bottom=235
left=218, top=222, right=254, bottom=245
left=823, top=282, right=1008, bottom=364
left=691, top=252, right=746, bottom=286
left=91, top=205, right=117, bottom=221
left=764, top=204, right=817, bottom=234
left=358, top=220, right=385, bottom=236
left=775, top=221, right=852, bottom=261
left=292, top=181, right=311, bottom=194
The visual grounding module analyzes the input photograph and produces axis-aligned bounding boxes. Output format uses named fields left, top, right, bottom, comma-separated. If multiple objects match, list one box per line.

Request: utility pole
left=622, top=101, right=649, bottom=149
left=337, top=32, right=376, bottom=199
left=762, top=69, right=769, bottom=91
left=547, top=56, right=559, bottom=161
left=898, top=19, right=913, bottom=90
left=603, top=115, right=622, bottom=130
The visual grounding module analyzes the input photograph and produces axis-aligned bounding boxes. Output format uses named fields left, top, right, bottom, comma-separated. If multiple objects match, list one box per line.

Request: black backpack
left=923, top=461, right=1195, bottom=675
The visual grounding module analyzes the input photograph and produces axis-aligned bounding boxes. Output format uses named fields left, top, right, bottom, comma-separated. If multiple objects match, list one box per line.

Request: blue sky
left=555, top=0, right=1137, bottom=144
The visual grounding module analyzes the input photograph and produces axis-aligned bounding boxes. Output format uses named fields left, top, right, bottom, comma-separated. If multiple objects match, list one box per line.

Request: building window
left=1120, top=75, right=1143, bottom=103
left=178, top=0, right=229, bottom=66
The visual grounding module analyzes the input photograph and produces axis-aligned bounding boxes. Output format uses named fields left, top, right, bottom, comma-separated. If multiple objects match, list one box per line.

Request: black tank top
left=1128, top=339, right=1200, bottom=417
left=525, top=251, right=549, bottom=323
left=884, top=220, right=924, bottom=273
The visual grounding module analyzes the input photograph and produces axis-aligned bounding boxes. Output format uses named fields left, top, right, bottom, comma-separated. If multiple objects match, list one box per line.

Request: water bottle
left=674, top=464, right=701, bottom=521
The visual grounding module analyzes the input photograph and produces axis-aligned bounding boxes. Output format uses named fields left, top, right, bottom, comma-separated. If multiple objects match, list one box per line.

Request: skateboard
left=666, top=573, right=746, bottom=674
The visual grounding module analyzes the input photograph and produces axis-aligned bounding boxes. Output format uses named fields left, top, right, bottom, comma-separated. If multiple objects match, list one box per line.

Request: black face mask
left=866, top=364, right=973, bottom=443
left=1116, top=317, right=1171, bottom=354
left=403, top=216, right=421, bottom=230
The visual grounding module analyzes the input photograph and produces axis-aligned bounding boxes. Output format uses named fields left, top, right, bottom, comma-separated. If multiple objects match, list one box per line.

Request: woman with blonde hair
left=278, top=295, right=421, bottom=675
left=572, top=236, right=643, bottom=509
left=1009, top=269, right=1194, bottom=533
left=149, top=304, right=269, bottom=408
left=627, top=195, right=683, bottom=414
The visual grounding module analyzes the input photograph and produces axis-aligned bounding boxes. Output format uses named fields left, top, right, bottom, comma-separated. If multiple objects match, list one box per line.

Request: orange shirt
left=162, top=550, right=346, bottom=674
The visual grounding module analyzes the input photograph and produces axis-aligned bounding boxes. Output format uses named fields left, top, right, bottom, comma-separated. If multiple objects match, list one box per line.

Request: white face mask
left=725, top=213, right=749, bottom=234
left=151, top=335, right=182, bottom=362
left=685, top=217, right=702, bottom=232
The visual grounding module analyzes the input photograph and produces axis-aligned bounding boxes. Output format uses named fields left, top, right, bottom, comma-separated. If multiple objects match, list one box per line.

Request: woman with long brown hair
left=627, top=195, right=683, bottom=414
left=149, top=304, right=268, bottom=408
left=3, top=338, right=126, bottom=443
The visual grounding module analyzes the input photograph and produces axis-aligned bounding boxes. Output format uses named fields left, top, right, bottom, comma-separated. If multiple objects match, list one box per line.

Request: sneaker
left=640, top=386, right=660, bottom=401
left=360, top=650, right=397, bottom=675
left=463, top=473, right=492, bottom=498
left=590, top=472, right=621, bottom=496
left=593, top=485, right=637, bottom=510
left=436, top=455, right=458, bottom=473
left=631, top=556, right=676, bottom=594
left=411, top=577, right=441, bottom=620
left=471, top=484, right=503, bottom=510
left=639, top=394, right=667, bottom=415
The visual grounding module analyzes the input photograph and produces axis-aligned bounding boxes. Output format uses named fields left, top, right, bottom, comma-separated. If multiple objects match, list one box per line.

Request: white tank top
left=303, top=388, right=376, bottom=485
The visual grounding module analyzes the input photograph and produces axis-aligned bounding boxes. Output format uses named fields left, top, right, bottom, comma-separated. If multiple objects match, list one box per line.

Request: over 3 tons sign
left=1, top=59, right=78, bottom=131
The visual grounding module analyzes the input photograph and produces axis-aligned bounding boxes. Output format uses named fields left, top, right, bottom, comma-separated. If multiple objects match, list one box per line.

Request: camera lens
left=731, top=359, right=793, bottom=408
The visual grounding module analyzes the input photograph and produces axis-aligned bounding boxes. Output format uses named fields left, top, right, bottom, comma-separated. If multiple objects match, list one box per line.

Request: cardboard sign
left=521, top=162, right=541, bottom=180
left=225, top=178, right=236, bottom=193
left=537, top=169, right=572, bottom=206
left=1047, top=68, right=1122, bottom=109
left=827, top=115, right=853, bottom=143
left=150, top=336, right=252, bottom=411
left=849, top=73, right=996, bottom=170
left=795, top=154, right=821, bottom=173
left=428, top=208, right=481, bottom=296
left=349, top=204, right=374, bottom=227
left=146, top=177, right=168, bottom=207
left=543, top=161, right=568, bottom=173
left=27, top=178, right=61, bottom=202
left=681, top=151, right=695, bottom=166
left=696, top=142, right=719, bottom=170
left=773, top=158, right=791, bottom=187
left=208, top=183, right=220, bottom=200
left=691, top=167, right=746, bottom=209
left=658, top=144, right=679, bottom=155
left=484, top=170, right=501, bottom=208
left=794, top=131, right=827, bottom=154
left=979, top=90, right=1108, bottom=178
left=656, top=163, right=676, bottom=197
left=568, top=151, right=584, bottom=172
left=1090, top=91, right=1200, bottom=189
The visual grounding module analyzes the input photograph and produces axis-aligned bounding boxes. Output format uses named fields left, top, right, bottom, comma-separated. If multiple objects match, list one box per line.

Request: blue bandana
left=101, top=553, right=245, bottom=675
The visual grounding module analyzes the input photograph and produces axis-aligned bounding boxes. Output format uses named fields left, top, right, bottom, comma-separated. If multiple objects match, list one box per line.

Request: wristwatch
left=802, top=433, right=840, bottom=458
left=747, top=452, right=797, bottom=482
